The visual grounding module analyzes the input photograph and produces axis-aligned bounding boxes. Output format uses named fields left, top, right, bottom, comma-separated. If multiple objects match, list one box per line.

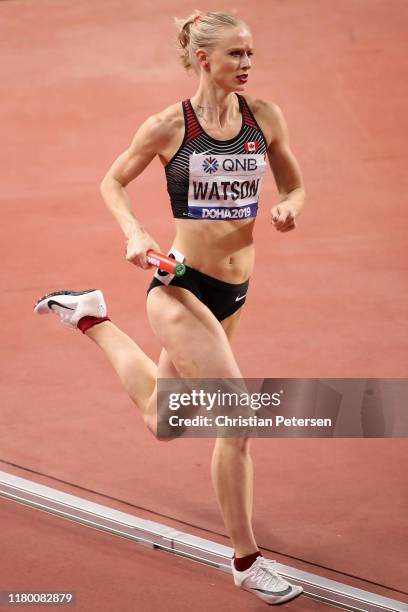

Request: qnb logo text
left=202, top=157, right=259, bottom=175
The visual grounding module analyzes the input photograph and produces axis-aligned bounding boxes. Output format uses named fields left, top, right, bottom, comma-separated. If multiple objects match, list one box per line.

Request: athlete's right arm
left=100, top=114, right=171, bottom=269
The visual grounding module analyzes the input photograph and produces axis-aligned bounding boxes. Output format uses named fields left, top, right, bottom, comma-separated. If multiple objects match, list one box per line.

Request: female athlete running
left=35, top=11, right=305, bottom=605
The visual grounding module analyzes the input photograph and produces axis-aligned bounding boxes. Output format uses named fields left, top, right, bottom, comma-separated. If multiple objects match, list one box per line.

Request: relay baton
left=146, top=250, right=186, bottom=276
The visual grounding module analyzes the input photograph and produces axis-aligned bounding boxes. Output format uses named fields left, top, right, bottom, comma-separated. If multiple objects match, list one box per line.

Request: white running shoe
left=34, top=289, right=107, bottom=329
left=231, top=556, right=303, bottom=605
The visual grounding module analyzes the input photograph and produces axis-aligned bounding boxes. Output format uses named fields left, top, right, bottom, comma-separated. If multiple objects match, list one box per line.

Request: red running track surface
left=2, top=496, right=338, bottom=611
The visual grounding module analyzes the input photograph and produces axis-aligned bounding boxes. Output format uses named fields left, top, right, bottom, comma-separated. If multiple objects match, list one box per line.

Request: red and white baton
left=146, top=250, right=186, bottom=276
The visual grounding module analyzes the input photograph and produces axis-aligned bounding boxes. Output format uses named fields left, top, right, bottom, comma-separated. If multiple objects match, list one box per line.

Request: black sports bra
left=165, top=94, right=268, bottom=220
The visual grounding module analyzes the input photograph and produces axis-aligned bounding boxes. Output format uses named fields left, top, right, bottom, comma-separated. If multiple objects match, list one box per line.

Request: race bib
left=188, top=154, right=267, bottom=220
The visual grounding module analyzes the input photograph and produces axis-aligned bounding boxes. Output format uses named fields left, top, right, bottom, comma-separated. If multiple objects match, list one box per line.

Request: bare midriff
left=173, top=217, right=255, bottom=284
left=158, top=98, right=267, bottom=285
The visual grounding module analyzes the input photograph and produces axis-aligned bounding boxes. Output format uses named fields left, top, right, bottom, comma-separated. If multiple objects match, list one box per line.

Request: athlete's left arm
left=258, top=101, right=305, bottom=232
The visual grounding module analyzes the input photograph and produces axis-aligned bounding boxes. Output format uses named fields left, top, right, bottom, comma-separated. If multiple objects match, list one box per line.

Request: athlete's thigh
left=155, top=298, right=244, bottom=386
left=147, top=285, right=242, bottom=378
left=157, top=307, right=243, bottom=377
left=220, top=306, right=243, bottom=341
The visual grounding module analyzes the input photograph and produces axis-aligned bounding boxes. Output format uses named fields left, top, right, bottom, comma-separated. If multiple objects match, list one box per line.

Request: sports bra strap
left=183, top=99, right=203, bottom=144
left=183, top=95, right=259, bottom=144
left=237, top=94, right=258, bottom=128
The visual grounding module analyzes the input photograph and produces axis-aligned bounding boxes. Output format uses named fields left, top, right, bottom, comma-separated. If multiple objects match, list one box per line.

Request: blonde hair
left=174, top=11, right=248, bottom=72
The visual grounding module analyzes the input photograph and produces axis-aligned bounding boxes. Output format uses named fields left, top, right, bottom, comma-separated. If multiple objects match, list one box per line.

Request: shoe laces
left=248, top=558, right=288, bottom=590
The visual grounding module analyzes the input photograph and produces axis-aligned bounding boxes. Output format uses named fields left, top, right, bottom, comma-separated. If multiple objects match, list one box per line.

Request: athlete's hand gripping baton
left=146, top=250, right=186, bottom=276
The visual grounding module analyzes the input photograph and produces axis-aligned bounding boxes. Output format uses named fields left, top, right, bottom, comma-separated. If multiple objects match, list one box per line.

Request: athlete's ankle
left=78, top=316, right=111, bottom=334
left=233, top=550, right=262, bottom=572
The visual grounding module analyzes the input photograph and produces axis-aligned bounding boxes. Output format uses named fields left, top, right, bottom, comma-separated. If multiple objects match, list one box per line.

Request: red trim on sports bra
left=182, top=96, right=263, bottom=145
left=239, top=96, right=257, bottom=128
left=184, top=100, right=203, bottom=144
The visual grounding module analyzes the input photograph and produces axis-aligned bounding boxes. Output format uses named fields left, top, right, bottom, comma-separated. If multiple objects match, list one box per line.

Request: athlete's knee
left=143, top=395, right=180, bottom=443
left=144, top=412, right=176, bottom=443
left=151, top=429, right=176, bottom=443
left=215, top=436, right=251, bottom=453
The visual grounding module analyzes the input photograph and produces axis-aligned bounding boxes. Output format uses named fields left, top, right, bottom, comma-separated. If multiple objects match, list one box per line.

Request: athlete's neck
left=190, top=82, right=239, bottom=129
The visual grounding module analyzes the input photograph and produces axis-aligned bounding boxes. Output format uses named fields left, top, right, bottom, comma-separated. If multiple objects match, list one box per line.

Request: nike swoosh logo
left=235, top=294, right=247, bottom=302
left=250, top=586, right=292, bottom=596
left=48, top=300, right=75, bottom=311
left=192, top=149, right=213, bottom=155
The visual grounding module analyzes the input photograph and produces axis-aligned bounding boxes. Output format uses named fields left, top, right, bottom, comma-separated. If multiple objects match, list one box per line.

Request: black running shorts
left=147, top=266, right=249, bottom=322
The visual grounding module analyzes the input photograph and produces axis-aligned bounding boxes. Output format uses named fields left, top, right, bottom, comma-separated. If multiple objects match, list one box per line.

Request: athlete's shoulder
left=243, top=96, right=282, bottom=123
left=242, top=96, right=285, bottom=146
left=147, top=102, right=184, bottom=138
left=155, top=101, right=185, bottom=124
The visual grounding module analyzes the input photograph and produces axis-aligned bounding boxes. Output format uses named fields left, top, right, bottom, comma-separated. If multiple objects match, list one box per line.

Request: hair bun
left=174, top=11, right=245, bottom=72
